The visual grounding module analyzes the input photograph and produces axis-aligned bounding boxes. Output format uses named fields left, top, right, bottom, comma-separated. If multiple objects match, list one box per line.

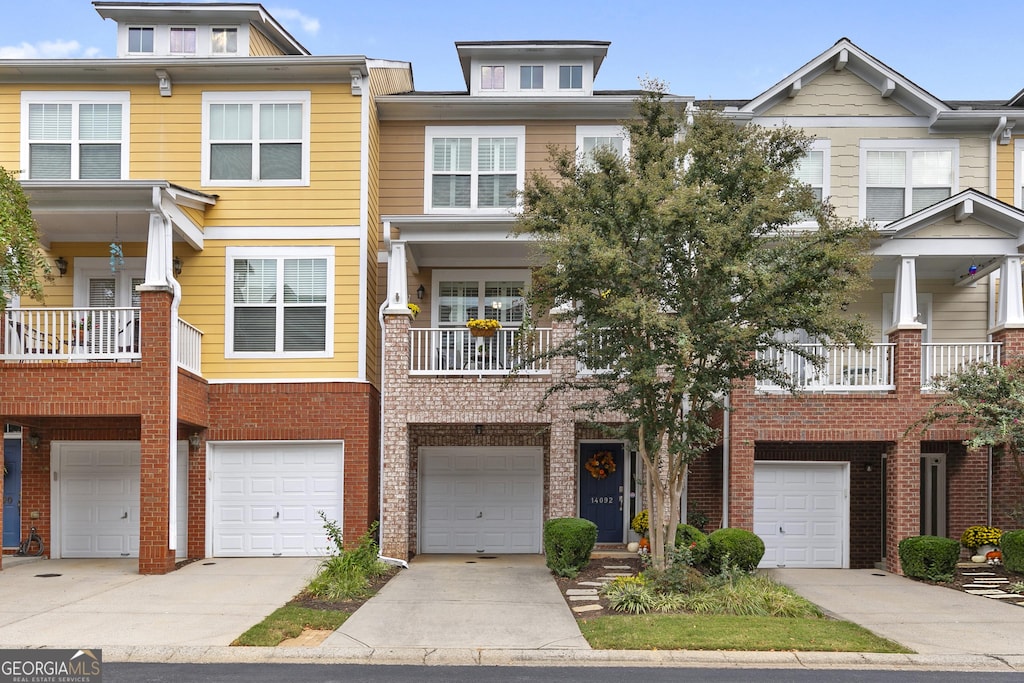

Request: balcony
left=756, top=343, right=896, bottom=392
left=409, top=327, right=551, bottom=375
left=921, top=342, right=1001, bottom=390
left=2, top=307, right=202, bottom=373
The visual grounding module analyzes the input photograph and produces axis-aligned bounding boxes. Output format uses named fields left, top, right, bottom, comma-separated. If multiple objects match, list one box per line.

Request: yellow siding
left=248, top=28, right=287, bottom=56
left=181, top=205, right=206, bottom=229
left=910, top=216, right=1010, bottom=239
left=765, top=69, right=915, bottom=117
left=995, top=136, right=1020, bottom=205
left=176, top=239, right=362, bottom=380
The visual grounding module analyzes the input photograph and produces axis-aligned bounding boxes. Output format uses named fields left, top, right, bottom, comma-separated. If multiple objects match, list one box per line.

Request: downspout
left=988, top=445, right=993, bottom=528
left=721, top=394, right=730, bottom=529
left=989, top=117, right=1005, bottom=197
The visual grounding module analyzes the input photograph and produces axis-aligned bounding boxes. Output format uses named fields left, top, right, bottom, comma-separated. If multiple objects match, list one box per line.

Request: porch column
left=886, top=439, right=921, bottom=574
left=138, top=287, right=176, bottom=574
left=144, top=192, right=172, bottom=288
left=888, top=256, right=926, bottom=332
left=725, top=376, right=756, bottom=530
left=380, top=313, right=411, bottom=560
left=383, top=240, right=412, bottom=316
left=991, top=256, right=1024, bottom=360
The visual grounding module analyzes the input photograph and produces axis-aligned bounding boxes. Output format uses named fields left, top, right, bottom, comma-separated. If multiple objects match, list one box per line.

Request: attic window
left=559, top=65, right=583, bottom=90
left=170, top=28, right=197, bottom=54
left=212, top=28, right=238, bottom=54
left=127, top=27, right=154, bottom=54
left=481, top=66, right=505, bottom=90
left=520, top=66, right=543, bottom=90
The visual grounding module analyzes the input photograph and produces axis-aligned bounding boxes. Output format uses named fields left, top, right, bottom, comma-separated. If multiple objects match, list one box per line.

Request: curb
left=94, top=646, right=1024, bottom=671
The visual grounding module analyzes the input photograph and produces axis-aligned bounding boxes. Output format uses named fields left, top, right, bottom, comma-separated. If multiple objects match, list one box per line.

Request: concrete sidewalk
left=324, top=554, right=589, bottom=649
left=0, top=556, right=319, bottom=648
left=767, top=568, right=1024, bottom=656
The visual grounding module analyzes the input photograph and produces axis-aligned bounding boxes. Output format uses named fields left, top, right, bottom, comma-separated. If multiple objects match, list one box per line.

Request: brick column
left=547, top=318, right=578, bottom=520
left=726, top=376, right=756, bottom=530
left=890, top=328, right=922, bottom=399
left=991, top=327, right=1024, bottom=363
left=138, top=288, right=176, bottom=575
left=990, top=328, right=1024, bottom=527
left=885, top=439, right=920, bottom=574
left=380, top=313, right=411, bottom=560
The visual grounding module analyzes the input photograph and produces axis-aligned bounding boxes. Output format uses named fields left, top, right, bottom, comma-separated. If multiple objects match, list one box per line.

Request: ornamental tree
left=514, top=85, right=875, bottom=570
left=0, top=165, right=48, bottom=310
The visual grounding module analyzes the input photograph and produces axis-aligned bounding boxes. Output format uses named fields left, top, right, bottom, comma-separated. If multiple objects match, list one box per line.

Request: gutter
left=721, top=395, right=731, bottom=529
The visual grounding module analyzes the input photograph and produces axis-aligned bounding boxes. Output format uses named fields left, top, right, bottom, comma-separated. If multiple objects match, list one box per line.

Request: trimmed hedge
left=898, top=535, right=959, bottom=582
left=543, top=517, right=598, bottom=578
left=1001, top=529, right=1024, bottom=574
left=707, top=528, right=765, bottom=572
left=674, top=523, right=710, bottom=565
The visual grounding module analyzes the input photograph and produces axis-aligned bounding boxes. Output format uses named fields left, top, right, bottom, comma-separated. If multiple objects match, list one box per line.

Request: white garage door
left=420, top=446, right=542, bottom=554
left=57, top=442, right=188, bottom=559
left=210, top=442, right=343, bottom=557
left=754, top=462, right=848, bottom=569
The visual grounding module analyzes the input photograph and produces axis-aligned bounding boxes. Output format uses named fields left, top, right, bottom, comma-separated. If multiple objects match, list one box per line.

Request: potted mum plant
left=961, top=525, right=1002, bottom=561
left=466, top=318, right=501, bottom=338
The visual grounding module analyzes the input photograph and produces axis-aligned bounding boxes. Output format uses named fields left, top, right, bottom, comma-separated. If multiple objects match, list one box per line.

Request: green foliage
left=674, top=523, right=710, bottom=564
left=898, top=535, right=959, bottom=582
left=514, top=86, right=875, bottom=570
left=0, top=166, right=49, bottom=309
left=232, top=605, right=348, bottom=647
left=543, top=517, right=597, bottom=578
left=1000, top=529, right=1024, bottom=573
left=307, top=514, right=388, bottom=601
left=602, top=576, right=657, bottom=614
left=643, top=561, right=706, bottom=595
left=708, top=528, right=766, bottom=572
left=678, top=574, right=823, bottom=618
left=960, top=525, right=1002, bottom=549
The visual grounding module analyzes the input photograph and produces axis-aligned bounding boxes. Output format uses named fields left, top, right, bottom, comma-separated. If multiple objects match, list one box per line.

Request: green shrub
left=602, top=576, right=656, bottom=614
left=898, top=535, right=959, bottom=582
left=543, top=517, right=597, bottom=578
left=679, top=574, right=822, bottom=618
left=1001, top=529, right=1024, bottom=573
left=675, top=524, right=710, bottom=564
left=707, top=528, right=765, bottom=572
left=307, top=516, right=388, bottom=600
left=644, top=562, right=707, bottom=595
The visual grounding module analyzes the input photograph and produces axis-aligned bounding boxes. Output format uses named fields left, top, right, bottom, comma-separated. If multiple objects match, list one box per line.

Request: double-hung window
left=434, top=270, right=528, bottom=327
left=576, top=125, right=628, bottom=168
left=861, top=140, right=957, bottom=223
left=791, top=139, right=830, bottom=226
left=425, top=126, right=525, bottom=212
left=202, top=91, right=310, bottom=186
left=212, top=27, right=238, bottom=54
left=22, top=92, right=129, bottom=180
left=226, top=247, right=333, bottom=358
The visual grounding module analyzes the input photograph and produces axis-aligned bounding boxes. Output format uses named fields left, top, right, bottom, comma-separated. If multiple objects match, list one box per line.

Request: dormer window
left=559, top=65, right=583, bottom=90
left=520, top=66, right=543, bottom=90
left=127, top=27, right=154, bottom=54
left=170, top=27, right=197, bottom=54
left=212, top=27, right=238, bottom=54
left=481, top=66, right=505, bottom=90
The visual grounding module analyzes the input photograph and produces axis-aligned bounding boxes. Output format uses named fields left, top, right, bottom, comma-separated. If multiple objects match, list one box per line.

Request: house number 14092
left=590, top=496, right=614, bottom=504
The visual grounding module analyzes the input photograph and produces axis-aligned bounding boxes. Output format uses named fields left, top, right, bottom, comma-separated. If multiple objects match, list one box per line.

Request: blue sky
left=0, top=0, right=1014, bottom=101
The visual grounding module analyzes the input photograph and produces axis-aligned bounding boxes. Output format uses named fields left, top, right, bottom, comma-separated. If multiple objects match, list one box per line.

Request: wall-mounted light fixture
left=155, top=69, right=172, bottom=97
left=173, top=256, right=183, bottom=276
left=474, top=425, right=483, bottom=435
left=188, top=433, right=201, bottom=450
left=27, top=433, right=41, bottom=449
left=54, top=256, right=68, bottom=277
left=416, top=284, right=425, bottom=301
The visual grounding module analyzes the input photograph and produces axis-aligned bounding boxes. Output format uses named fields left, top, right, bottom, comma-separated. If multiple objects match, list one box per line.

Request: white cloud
left=270, top=7, right=321, bottom=35
left=0, top=39, right=103, bottom=59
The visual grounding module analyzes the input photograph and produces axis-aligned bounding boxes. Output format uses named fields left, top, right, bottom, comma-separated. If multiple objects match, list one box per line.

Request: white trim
left=753, top=116, right=932, bottom=128
left=200, top=90, right=311, bottom=187
left=791, top=138, right=831, bottom=229
left=224, top=245, right=335, bottom=359
left=357, top=71, right=370, bottom=383
left=754, top=460, right=850, bottom=569
left=206, top=377, right=371, bottom=384
left=575, top=124, right=630, bottom=165
left=203, top=225, right=360, bottom=241
left=1015, top=139, right=1024, bottom=209
left=423, top=125, right=526, bottom=214
left=431, top=268, right=530, bottom=325
left=71, top=257, right=146, bottom=307
left=20, top=91, right=131, bottom=181
left=858, top=138, right=960, bottom=224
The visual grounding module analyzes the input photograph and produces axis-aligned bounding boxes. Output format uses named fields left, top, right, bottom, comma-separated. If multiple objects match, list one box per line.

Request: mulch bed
left=928, top=561, right=1024, bottom=605
left=288, top=566, right=401, bottom=613
left=553, top=555, right=644, bottom=617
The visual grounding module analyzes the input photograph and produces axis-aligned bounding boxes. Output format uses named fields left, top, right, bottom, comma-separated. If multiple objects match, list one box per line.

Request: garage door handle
left=275, top=511, right=280, bottom=519
left=779, top=526, right=784, bottom=534
left=122, top=512, right=128, bottom=520
left=476, top=511, right=483, bottom=518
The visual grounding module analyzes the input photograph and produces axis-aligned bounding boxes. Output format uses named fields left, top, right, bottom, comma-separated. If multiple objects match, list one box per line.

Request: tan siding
left=248, top=29, right=287, bottom=56
left=846, top=278, right=991, bottom=343
left=996, top=136, right=1020, bottom=205
left=765, top=69, right=915, bottom=117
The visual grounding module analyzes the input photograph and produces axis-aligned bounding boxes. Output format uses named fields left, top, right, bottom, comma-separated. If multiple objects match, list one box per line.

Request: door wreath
left=585, top=450, right=616, bottom=479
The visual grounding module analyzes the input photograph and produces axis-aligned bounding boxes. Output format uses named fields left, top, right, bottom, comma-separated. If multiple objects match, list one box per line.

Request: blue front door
left=579, top=443, right=625, bottom=543
left=3, top=438, right=21, bottom=548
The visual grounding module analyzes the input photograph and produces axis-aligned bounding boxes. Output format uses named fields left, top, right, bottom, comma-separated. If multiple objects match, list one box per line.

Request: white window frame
left=169, top=26, right=198, bottom=55
left=576, top=125, right=630, bottom=168
left=520, top=65, right=544, bottom=90
left=859, top=139, right=959, bottom=224
left=423, top=125, right=526, bottom=214
left=224, top=246, right=334, bottom=359
left=127, top=26, right=155, bottom=54
left=791, top=139, right=831, bottom=229
left=201, top=91, right=311, bottom=187
left=480, top=65, right=506, bottom=91
left=431, top=269, right=531, bottom=327
left=559, top=65, right=583, bottom=90
left=1014, top=138, right=1024, bottom=210
left=72, top=257, right=146, bottom=308
left=20, top=91, right=131, bottom=181
left=211, top=26, right=239, bottom=54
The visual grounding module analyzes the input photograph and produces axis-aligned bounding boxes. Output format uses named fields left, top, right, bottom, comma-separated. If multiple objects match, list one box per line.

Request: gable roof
left=879, top=189, right=1024, bottom=239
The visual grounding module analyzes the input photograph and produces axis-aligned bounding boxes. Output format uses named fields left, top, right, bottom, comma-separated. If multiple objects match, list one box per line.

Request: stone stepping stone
left=985, top=593, right=1019, bottom=600
left=569, top=595, right=600, bottom=601
left=566, top=588, right=599, bottom=595
left=572, top=604, right=603, bottom=613
left=962, top=571, right=996, bottom=576
left=964, top=583, right=1008, bottom=589
left=972, top=577, right=1009, bottom=582
left=965, top=589, right=1006, bottom=595
left=601, top=572, right=634, bottom=577
left=577, top=581, right=605, bottom=587
left=603, top=565, right=631, bottom=570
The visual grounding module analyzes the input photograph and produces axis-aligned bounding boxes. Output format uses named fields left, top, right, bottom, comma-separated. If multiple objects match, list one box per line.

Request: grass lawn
left=232, top=606, right=350, bottom=647
left=578, top=613, right=911, bottom=652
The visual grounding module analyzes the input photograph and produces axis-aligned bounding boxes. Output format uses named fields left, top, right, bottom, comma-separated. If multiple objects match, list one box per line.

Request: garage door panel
left=60, top=443, right=141, bottom=559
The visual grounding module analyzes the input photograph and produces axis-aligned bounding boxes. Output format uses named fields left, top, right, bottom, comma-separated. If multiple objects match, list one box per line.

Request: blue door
left=579, top=443, right=625, bottom=543
left=3, top=438, right=21, bottom=548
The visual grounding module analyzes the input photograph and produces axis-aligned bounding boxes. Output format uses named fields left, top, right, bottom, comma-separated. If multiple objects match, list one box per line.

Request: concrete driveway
left=769, top=568, right=1024, bottom=656
left=324, top=554, right=589, bottom=649
left=0, top=556, right=319, bottom=648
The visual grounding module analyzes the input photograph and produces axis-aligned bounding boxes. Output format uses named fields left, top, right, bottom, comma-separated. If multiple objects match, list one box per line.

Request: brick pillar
left=886, top=438, right=920, bottom=574
left=991, top=327, right=1024, bottom=363
left=547, top=318, right=578, bottom=520
left=990, top=327, right=1024, bottom=528
left=138, top=288, right=175, bottom=575
left=890, top=328, right=922, bottom=399
left=726, top=376, right=756, bottom=530
left=381, top=313, right=411, bottom=560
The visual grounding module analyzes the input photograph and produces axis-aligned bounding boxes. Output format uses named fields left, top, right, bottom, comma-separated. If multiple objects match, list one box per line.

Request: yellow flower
left=407, top=303, right=420, bottom=316
left=466, top=318, right=502, bottom=331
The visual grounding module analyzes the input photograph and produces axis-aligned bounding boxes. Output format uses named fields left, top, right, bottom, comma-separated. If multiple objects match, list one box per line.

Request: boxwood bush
left=707, top=528, right=765, bottom=572
left=898, top=535, right=959, bottom=582
left=1001, top=529, right=1024, bottom=573
left=675, top=523, right=710, bottom=565
left=543, top=517, right=598, bottom=578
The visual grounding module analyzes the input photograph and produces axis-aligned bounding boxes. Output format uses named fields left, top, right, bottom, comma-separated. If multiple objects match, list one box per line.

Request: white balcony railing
left=756, top=343, right=896, bottom=392
left=178, top=318, right=203, bottom=375
left=3, top=307, right=140, bottom=361
left=921, top=342, right=1001, bottom=390
left=409, top=327, right=551, bottom=375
